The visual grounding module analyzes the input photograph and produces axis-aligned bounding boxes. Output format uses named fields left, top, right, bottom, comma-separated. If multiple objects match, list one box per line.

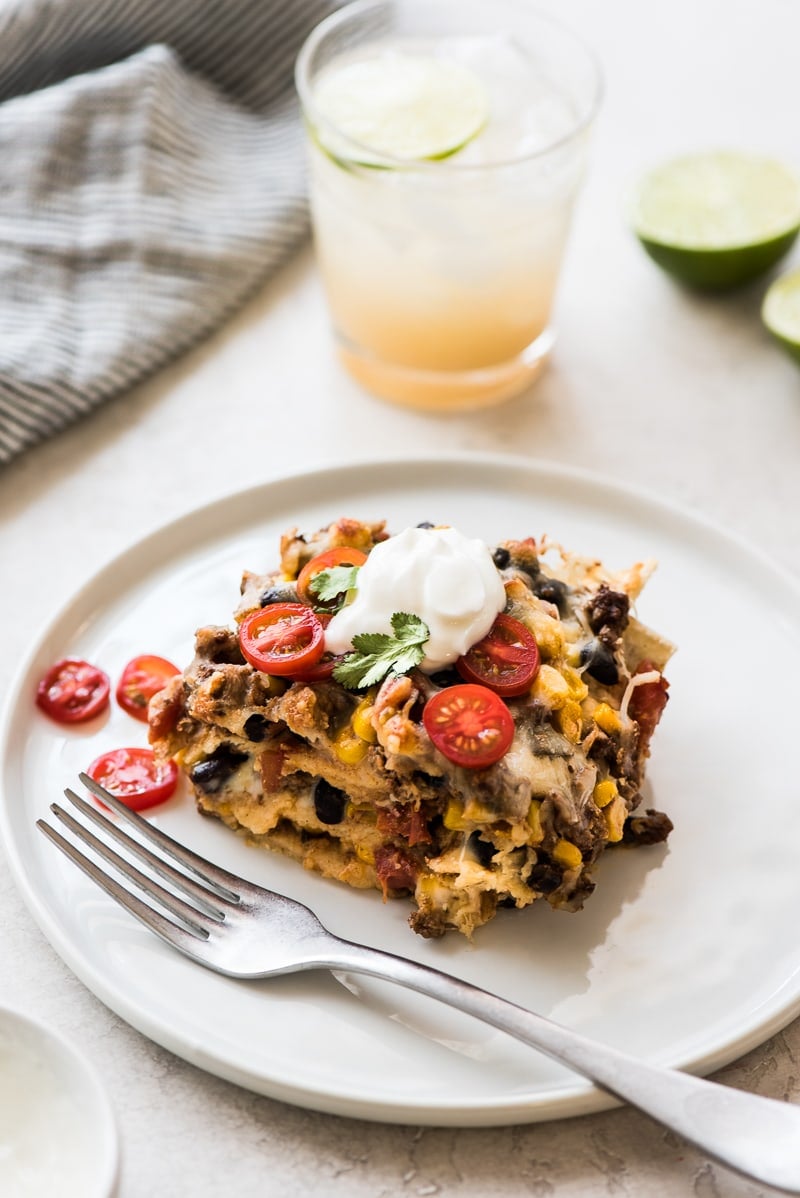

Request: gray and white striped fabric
left=0, top=0, right=335, bottom=464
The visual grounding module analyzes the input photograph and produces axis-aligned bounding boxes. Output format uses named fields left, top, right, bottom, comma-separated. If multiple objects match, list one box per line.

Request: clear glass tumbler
left=296, top=0, right=602, bottom=411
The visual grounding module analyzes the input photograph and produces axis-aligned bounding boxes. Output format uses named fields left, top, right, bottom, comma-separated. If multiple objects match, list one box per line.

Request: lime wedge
left=762, top=269, right=800, bottom=364
left=311, top=53, right=489, bottom=166
left=631, top=152, right=800, bottom=290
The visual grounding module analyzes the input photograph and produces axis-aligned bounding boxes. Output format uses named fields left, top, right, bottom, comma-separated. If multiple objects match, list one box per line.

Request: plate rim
left=3, top=450, right=800, bottom=1126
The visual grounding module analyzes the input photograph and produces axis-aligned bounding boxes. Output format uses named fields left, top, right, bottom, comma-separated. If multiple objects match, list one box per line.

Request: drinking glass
left=296, top=0, right=602, bottom=410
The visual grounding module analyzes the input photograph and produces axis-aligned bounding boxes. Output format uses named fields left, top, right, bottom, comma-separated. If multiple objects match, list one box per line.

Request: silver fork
left=39, top=775, right=800, bottom=1195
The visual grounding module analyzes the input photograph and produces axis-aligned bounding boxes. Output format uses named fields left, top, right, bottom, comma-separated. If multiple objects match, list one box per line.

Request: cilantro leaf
left=333, top=612, right=430, bottom=690
left=309, top=565, right=361, bottom=607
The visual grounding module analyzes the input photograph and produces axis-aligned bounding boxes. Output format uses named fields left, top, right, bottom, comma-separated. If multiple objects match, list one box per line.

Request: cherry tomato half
left=423, top=684, right=515, bottom=769
left=239, top=604, right=325, bottom=675
left=116, top=654, right=180, bottom=722
left=456, top=614, right=540, bottom=697
left=296, top=547, right=367, bottom=608
left=289, top=653, right=347, bottom=683
left=87, top=747, right=178, bottom=811
left=36, top=658, right=110, bottom=724
left=285, top=612, right=344, bottom=682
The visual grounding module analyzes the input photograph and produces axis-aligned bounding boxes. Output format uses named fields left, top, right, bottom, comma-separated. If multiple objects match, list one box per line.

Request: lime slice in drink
left=311, top=54, right=489, bottom=166
left=762, top=269, right=800, bottom=364
left=631, top=152, right=800, bottom=290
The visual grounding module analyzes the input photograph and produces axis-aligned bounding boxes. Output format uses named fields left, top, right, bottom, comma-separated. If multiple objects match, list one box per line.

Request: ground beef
left=194, top=626, right=245, bottom=665
left=586, top=584, right=630, bottom=646
left=408, top=908, right=449, bottom=939
left=622, top=808, right=674, bottom=845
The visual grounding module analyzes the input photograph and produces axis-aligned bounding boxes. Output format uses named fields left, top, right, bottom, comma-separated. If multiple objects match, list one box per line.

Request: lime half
left=631, top=152, right=800, bottom=290
left=762, top=269, right=800, bottom=364
left=311, top=53, right=489, bottom=166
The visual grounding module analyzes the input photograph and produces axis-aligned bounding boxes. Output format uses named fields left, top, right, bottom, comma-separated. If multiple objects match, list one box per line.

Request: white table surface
left=2, top=1, right=800, bottom=1194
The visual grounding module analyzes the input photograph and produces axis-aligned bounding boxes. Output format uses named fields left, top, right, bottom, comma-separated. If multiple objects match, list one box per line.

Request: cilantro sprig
left=333, top=613, right=430, bottom=689
left=309, top=565, right=361, bottom=610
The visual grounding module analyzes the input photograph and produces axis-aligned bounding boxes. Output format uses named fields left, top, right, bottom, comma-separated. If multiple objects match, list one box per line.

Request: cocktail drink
left=296, top=0, right=601, bottom=410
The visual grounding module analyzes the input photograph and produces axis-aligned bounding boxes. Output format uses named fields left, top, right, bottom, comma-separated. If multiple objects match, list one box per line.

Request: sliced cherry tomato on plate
left=456, top=614, right=540, bottom=697
left=296, top=547, right=367, bottom=608
left=422, top=683, right=515, bottom=769
left=36, top=658, right=110, bottom=724
left=239, top=604, right=325, bottom=675
left=116, top=654, right=180, bottom=722
left=87, top=747, right=178, bottom=810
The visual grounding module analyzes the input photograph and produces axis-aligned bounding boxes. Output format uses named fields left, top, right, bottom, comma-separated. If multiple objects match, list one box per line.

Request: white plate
left=2, top=454, right=800, bottom=1127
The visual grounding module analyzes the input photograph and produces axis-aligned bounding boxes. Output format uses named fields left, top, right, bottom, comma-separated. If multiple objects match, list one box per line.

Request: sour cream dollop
left=324, top=526, right=506, bottom=673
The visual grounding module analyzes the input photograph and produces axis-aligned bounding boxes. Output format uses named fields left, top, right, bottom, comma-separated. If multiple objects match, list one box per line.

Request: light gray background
left=2, top=1, right=799, bottom=1194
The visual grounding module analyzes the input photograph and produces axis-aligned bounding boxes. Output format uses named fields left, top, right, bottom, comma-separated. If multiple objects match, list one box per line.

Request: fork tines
left=37, top=774, right=243, bottom=953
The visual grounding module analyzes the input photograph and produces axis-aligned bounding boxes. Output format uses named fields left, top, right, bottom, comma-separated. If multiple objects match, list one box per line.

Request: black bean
left=468, top=832, right=495, bottom=868
left=416, top=521, right=435, bottom=529
left=313, top=778, right=348, bottom=825
left=580, top=638, right=619, bottom=686
left=190, top=745, right=249, bottom=794
left=531, top=575, right=569, bottom=614
left=529, top=863, right=562, bottom=893
left=492, top=546, right=511, bottom=569
left=259, top=584, right=297, bottom=607
left=243, top=714, right=269, bottom=742
left=428, top=667, right=462, bottom=689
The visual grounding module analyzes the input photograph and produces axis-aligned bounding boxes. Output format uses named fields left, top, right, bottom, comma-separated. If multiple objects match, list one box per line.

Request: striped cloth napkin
left=0, top=0, right=333, bottom=465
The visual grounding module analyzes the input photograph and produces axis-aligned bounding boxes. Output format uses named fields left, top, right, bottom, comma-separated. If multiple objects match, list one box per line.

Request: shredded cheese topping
left=620, top=669, right=662, bottom=723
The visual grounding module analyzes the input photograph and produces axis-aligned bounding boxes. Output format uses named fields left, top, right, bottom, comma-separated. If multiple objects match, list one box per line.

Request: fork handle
left=319, top=938, right=800, bottom=1194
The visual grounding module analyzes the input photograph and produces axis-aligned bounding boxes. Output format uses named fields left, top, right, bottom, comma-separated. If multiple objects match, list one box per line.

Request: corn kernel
left=552, top=839, right=582, bottom=871
left=594, top=702, right=621, bottom=735
left=562, top=665, right=589, bottom=703
left=352, top=697, right=377, bottom=743
left=531, top=664, right=570, bottom=710
left=526, top=799, right=544, bottom=845
left=593, top=778, right=618, bottom=809
left=416, top=874, right=446, bottom=902
left=555, top=699, right=583, bottom=742
left=488, top=819, right=515, bottom=841
left=443, top=799, right=468, bottom=831
left=333, top=727, right=369, bottom=765
left=462, top=796, right=495, bottom=824
left=604, top=794, right=627, bottom=842
left=347, top=803, right=376, bottom=825
left=520, top=607, right=564, bottom=660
